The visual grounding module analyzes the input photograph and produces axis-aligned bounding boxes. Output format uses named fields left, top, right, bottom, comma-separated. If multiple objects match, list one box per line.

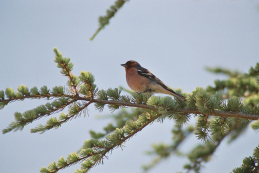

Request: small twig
left=61, top=63, right=78, bottom=95
left=205, top=114, right=208, bottom=122
left=222, top=117, right=225, bottom=124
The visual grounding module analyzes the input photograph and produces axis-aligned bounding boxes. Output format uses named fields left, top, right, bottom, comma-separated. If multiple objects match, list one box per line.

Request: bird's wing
left=136, top=66, right=186, bottom=100
left=136, top=66, right=167, bottom=88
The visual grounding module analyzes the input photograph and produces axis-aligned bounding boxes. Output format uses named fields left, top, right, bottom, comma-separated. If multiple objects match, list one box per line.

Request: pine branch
left=89, top=108, right=141, bottom=139
left=143, top=125, right=194, bottom=172
left=232, top=145, right=259, bottom=173
left=90, top=0, right=129, bottom=40
left=77, top=97, right=259, bottom=120
left=41, top=110, right=165, bottom=173
left=205, top=67, right=240, bottom=77
left=39, top=91, right=258, bottom=172
left=248, top=62, right=259, bottom=77
left=31, top=100, right=93, bottom=133
left=54, top=48, right=79, bottom=95
left=206, top=64, right=259, bottom=98
left=2, top=97, right=75, bottom=134
left=185, top=120, right=241, bottom=172
left=0, top=93, right=74, bottom=105
left=3, top=92, right=258, bottom=134
left=2, top=87, right=258, bottom=135
left=0, top=85, right=71, bottom=109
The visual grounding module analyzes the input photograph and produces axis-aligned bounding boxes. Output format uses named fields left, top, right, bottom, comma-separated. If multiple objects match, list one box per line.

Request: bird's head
left=121, top=60, right=141, bottom=69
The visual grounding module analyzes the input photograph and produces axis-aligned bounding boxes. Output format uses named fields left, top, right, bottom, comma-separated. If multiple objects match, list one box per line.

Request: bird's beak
left=121, top=64, right=127, bottom=67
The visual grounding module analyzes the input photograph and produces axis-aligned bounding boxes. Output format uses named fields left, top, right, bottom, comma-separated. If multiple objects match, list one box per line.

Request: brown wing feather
left=137, top=66, right=186, bottom=100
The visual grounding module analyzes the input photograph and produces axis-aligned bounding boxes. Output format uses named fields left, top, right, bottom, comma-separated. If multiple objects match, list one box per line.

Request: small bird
left=121, top=60, right=186, bottom=101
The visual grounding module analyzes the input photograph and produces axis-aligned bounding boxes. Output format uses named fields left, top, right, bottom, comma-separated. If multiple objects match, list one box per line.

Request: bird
left=121, top=60, right=186, bottom=101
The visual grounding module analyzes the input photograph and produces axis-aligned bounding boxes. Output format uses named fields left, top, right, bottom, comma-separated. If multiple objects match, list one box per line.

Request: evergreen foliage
left=1, top=48, right=259, bottom=172
left=90, top=0, right=129, bottom=40
left=232, top=145, right=259, bottom=173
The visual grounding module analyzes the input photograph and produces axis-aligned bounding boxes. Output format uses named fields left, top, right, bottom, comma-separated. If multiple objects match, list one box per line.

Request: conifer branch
left=89, top=108, right=141, bottom=139
left=232, top=144, right=259, bottom=173
left=84, top=116, right=157, bottom=172
left=53, top=48, right=79, bottom=95
left=0, top=94, right=74, bottom=105
left=2, top=90, right=258, bottom=135
left=3, top=93, right=258, bottom=133
left=205, top=67, right=240, bottom=77
left=90, top=0, right=129, bottom=40
left=42, top=110, right=164, bottom=173
left=40, top=92, right=258, bottom=172
left=2, top=98, right=75, bottom=134
left=31, top=100, right=93, bottom=133
left=77, top=97, right=259, bottom=120
left=206, top=66, right=259, bottom=98
left=185, top=120, right=241, bottom=172
left=62, top=63, right=78, bottom=95
left=143, top=125, right=194, bottom=172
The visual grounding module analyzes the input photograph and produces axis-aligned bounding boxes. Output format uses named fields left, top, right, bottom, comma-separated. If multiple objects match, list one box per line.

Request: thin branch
left=186, top=120, right=240, bottom=172
left=57, top=100, right=93, bottom=125
left=61, top=63, right=78, bottom=95
left=0, top=94, right=74, bottom=105
left=90, top=0, right=129, bottom=40
left=78, top=98, right=259, bottom=120
left=50, top=110, right=161, bottom=173
left=2, top=98, right=77, bottom=134
left=2, top=94, right=258, bottom=120
left=32, top=100, right=94, bottom=133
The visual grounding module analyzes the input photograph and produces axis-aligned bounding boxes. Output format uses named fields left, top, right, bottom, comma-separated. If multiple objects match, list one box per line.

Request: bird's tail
left=166, top=88, right=186, bottom=101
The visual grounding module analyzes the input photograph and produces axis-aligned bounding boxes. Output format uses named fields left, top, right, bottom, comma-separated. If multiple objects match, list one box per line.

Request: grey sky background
left=1, top=1, right=259, bottom=173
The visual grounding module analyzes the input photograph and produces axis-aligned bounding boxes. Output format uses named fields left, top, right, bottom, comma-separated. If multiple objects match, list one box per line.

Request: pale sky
left=1, top=1, right=259, bottom=173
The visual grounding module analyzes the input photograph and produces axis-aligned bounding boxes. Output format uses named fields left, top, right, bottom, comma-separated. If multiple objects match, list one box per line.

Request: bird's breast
left=126, top=68, right=150, bottom=93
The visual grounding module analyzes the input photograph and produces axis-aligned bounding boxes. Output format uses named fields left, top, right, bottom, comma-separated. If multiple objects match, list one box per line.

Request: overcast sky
left=1, top=1, right=259, bottom=173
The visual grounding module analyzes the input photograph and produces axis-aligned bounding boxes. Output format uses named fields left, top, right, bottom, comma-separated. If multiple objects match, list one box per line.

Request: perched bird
left=121, top=60, right=186, bottom=101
